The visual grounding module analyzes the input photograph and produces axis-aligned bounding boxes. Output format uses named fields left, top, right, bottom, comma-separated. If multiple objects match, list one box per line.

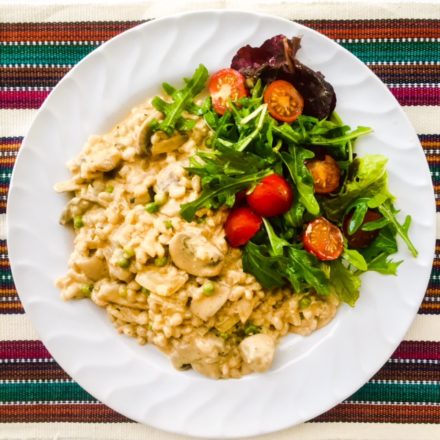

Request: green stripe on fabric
left=0, top=382, right=96, bottom=403
left=0, top=44, right=99, bottom=65
left=347, top=382, right=440, bottom=404
left=1, top=41, right=439, bottom=66
left=0, top=172, right=12, bottom=184
left=340, top=41, right=440, bottom=63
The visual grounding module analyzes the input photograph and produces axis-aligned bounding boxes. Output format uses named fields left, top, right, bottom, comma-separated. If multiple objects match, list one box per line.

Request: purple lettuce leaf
left=231, top=35, right=336, bottom=120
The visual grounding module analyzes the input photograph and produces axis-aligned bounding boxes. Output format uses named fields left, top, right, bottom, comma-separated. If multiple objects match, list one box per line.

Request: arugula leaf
left=262, top=219, right=289, bottom=256
left=281, top=147, right=320, bottom=216
left=284, top=199, right=306, bottom=228
left=367, top=253, right=402, bottom=275
left=242, top=242, right=285, bottom=289
left=361, top=216, right=389, bottom=231
left=310, top=126, right=373, bottom=146
left=235, top=104, right=268, bottom=152
left=322, top=154, right=392, bottom=221
left=272, top=116, right=372, bottom=161
left=360, top=226, right=402, bottom=275
left=284, top=247, right=329, bottom=296
left=345, top=198, right=369, bottom=235
left=152, top=64, right=209, bottom=135
left=328, top=260, right=361, bottom=307
left=377, top=201, right=418, bottom=257
left=362, top=225, right=398, bottom=261
left=261, top=219, right=329, bottom=295
left=180, top=146, right=272, bottom=221
left=343, top=248, right=368, bottom=271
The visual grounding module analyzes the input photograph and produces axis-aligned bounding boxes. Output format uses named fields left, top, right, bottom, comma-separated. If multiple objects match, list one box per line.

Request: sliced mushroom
left=135, top=265, right=188, bottom=296
left=239, top=334, right=275, bottom=373
left=169, top=230, right=224, bottom=277
left=151, top=131, right=188, bottom=156
left=137, top=119, right=153, bottom=154
left=190, top=282, right=229, bottom=321
left=73, top=254, right=108, bottom=281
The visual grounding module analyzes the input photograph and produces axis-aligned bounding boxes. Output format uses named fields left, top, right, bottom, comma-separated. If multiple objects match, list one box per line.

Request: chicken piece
left=170, top=335, right=225, bottom=378
left=190, top=283, right=229, bottom=321
left=135, top=265, right=188, bottom=296
left=83, top=145, right=121, bottom=175
left=239, top=334, right=275, bottom=373
left=154, top=162, right=185, bottom=194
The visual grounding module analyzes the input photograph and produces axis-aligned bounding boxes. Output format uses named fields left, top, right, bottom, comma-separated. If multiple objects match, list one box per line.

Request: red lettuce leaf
left=231, top=35, right=336, bottom=120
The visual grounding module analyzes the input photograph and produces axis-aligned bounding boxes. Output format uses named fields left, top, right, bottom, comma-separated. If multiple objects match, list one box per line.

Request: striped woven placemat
left=1, top=2, right=439, bottom=439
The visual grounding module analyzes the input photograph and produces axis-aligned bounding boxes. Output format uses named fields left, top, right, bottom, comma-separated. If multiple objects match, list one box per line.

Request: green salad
left=147, top=36, right=417, bottom=308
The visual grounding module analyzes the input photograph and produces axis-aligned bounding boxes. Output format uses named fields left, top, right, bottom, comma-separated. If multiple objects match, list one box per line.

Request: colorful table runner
left=1, top=2, right=439, bottom=439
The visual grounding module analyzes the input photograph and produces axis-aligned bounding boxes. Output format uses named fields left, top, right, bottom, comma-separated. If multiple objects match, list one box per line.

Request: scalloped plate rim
left=6, top=10, right=436, bottom=439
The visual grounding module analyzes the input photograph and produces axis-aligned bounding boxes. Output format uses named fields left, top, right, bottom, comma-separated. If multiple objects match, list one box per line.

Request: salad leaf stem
left=377, top=202, right=418, bottom=257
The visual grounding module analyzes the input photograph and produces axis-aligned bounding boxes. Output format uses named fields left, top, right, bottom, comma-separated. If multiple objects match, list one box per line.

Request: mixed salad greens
left=148, top=35, right=417, bottom=307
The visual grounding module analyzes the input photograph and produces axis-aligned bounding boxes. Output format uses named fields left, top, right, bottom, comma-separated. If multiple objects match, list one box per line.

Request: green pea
left=80, top=284, right=93, bottom=296
left=154, top=256, right=168, bottom=267
left=105, top=185, right=114, bottom=193
left=299, top=297, right=312, bottom=309
left=118, top=258, right=131, bottom=269
left=244, top=323, right=261, bottom=336
left=73, top=216, right=84, bottom=229
left=202, top=282, right=215, bottom=296
left=145, top=202, right=160, bottom=213
left=219, top=332, right=230, bottom=341
left=123, top=247, right=135, bottom=259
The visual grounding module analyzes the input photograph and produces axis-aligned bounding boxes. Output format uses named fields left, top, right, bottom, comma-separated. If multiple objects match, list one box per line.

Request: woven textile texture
left=0, top=2, right=439, bottom=440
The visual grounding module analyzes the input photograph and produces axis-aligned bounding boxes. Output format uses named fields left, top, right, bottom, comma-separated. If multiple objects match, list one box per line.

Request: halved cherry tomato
left=306, top=154, right=341, bottom=194
left=264, top=80, right=304, bottom=123
left=343, top=209, right=383, bottom=249
left=208, top=68, right=248, bottom=115
left=225, top=206, right=262, bottom=247
left=303, top=217, right=344, bottom=261
left=246, top=174, right=293, bottom=217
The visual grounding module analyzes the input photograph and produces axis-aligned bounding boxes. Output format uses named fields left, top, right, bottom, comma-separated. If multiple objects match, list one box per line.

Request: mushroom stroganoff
left=56, top=36, right=416, bottom=379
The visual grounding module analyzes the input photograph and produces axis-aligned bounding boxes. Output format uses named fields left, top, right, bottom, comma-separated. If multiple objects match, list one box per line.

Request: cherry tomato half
left=343, top=209, right=383, bottom=249
left=246, top=174, right=294, bottom=217
left=306, top=154, right=341, bottom=194
left=264, top=80, right=304, bottom=123
left=303, top=217, right=344, bottom=261
left=208, top=68, right=248, bottom=115
left=225, top=206, right=262, bottom=247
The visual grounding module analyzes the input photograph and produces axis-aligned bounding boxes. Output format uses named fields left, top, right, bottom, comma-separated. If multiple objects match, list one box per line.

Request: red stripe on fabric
left=0, top=341, right=52, bottom=360
left=0, top=90, right=49, bottom=109
left=313, top=402, right=440, bottom=423
left=391, top=341, right=440, bottom=361
left=389, top=87, right=440, bottom=106
left=0, top=403, right=131, bottom=423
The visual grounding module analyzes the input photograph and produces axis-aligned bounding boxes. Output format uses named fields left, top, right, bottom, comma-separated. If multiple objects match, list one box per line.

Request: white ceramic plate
left=7, top=10, right=436, bottom=438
